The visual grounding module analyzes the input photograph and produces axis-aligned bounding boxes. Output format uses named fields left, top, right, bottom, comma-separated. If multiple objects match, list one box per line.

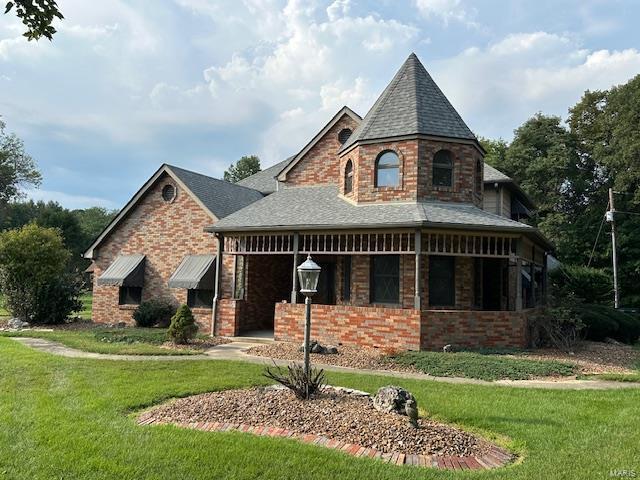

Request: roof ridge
left=165, top=164, right=263, bottom=195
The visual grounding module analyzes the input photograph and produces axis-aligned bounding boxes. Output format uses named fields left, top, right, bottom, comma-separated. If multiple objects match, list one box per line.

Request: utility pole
left=606, top=188, right=620, bottom=309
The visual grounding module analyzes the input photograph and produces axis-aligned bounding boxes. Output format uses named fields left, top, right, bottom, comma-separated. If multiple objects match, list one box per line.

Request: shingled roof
left=208, top=185, right=550, bottom=248
left=341, top=53, right=476, bottom=152
left=236, top=157, right=292, bottom=194
left=167, top=165, right=263, bottom=218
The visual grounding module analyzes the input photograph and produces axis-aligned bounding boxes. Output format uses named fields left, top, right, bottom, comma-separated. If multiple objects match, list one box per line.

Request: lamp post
left=297, top=254, right=321, bottom=378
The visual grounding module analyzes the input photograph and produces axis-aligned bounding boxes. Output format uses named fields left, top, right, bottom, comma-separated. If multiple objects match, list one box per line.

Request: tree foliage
left=4, top=0, right=63, bottom=41
left=483, top=75, right=640, bottom=307
left=167, top=305, right=198, bottom=344
left=0, top=224, right=81, bottom=323
left=0, top=119, right=41, bottom=204
left=223, top=155, right=261, bottom=183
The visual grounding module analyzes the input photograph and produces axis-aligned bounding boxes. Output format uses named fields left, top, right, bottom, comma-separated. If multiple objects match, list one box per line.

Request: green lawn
left=1, top=338, right=639, bottom=479
left=0, top=292, right=93, bottom=319
left=391, top=351, right=577, bottom=381
left=0, top=327, right=201, bottom=355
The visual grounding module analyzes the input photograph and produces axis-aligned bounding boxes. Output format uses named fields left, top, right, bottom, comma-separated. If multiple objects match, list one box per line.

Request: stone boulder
left=373, top=385, right=415, bottom=415
left=7, top=318, right=30, bottom=329
left=298, top=340, right=338, bottom=355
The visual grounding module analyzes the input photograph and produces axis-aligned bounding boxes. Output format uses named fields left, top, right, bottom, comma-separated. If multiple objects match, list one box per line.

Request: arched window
left=475, top=159, right=482, bottom=194
left=375, top=150, right=400, bottom=187
left=433, top=150, right=453, bottom=187
left=338, top=128, right=353, bottom=145
left=344, top=160, right=353, bottom=194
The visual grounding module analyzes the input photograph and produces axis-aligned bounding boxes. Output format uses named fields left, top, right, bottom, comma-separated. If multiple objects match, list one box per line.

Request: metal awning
left=97, top=254, right=146, bottom=286
left=168, top=254, right=216, bottom=289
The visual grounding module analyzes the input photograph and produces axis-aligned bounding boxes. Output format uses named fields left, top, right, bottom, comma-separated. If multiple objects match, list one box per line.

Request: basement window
left=187, top=289, right=214, bottom=308
left=119, top=286, right=142, bottom=305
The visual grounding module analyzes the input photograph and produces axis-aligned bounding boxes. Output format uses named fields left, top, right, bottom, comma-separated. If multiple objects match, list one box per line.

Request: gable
left=280, top=110, right=361, bottom=186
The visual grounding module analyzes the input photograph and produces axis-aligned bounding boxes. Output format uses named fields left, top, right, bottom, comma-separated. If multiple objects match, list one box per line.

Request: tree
left=73, top=207, right=117, bottom=244
left=4, top=0, right=64, bottom=41
left=0, top=120, right=41, bottom=204
left=167, top=305, right=198, bottom=344
left=223, top=155, right=261, bottom=183
left=0, top=224, right=81, bottom=323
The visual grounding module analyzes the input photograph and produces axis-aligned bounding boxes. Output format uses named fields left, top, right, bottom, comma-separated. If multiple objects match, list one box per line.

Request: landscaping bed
left=138, top=386, right=498, bottom=458
left=0, top=323, right=230, bottom=355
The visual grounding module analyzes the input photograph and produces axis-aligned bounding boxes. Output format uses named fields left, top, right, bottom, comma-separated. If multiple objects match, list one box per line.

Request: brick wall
left=274, top=302, right=421, bottom=350
left=91, top=172, right=216, bottom=330
left=420, top=308, right=542, bottom=350
left=285, top=114, right=360, bottom=186
left=339, top=138, right=483, bottom=207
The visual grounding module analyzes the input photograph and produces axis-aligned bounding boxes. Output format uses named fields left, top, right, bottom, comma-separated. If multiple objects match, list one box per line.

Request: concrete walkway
left=9, top=336, right=640, bottom=390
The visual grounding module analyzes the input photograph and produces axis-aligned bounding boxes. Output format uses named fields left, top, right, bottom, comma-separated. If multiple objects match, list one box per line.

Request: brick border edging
left=137, top=418, right=513, bottom=470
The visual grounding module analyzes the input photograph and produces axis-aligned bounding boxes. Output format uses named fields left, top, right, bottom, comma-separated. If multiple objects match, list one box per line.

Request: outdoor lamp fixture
left=297, top=254, right=321, bottom=377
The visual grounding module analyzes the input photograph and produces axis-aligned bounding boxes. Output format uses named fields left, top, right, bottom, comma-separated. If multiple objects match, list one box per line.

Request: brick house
left=85, top=53, right=550, bottom=350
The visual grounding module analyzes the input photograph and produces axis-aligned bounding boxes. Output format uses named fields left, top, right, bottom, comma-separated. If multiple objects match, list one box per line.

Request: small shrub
left=167, top=305, right=198, bottom=344
left=535, top=290, right=584, bottom=353
left=263, top=362, right=326, bottom=400
left=132, top=300, right=175, bottom=328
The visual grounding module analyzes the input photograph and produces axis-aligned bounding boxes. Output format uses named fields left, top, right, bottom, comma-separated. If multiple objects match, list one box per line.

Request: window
left=233, top=255, right=246, bottom=300
left=342, top=256, right=352, bottom=302
left=161, top=184, right=176, bottom=202
left=188, top=289, right=214, bottom=308
left=344, top=160, right=353, bottom=194
left=338, top=128, right=352, bottom=144
left=475, top=159, right=482, bottom=195
left=375, top=150, right=400, bottom=187
left=370, top=255, right=400, bottom=304
left=429, top=256, right=455, bottom=306
left=433, top=150, right=453, bottom=187
left=119, top=286, right=142, bottom=305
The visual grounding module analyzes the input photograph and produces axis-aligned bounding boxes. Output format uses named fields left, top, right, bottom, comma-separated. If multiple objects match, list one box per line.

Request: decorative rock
left=7, top=318, right=30, bottom=329
left=373, top=385, right=415, bottom=415
left=325, top=346, right=338, bottom=354
left=298, top=340, right=338, bottom=355
left=443, top=344, right=453, bottom=353
left=405, top=398, right=419, bottom=428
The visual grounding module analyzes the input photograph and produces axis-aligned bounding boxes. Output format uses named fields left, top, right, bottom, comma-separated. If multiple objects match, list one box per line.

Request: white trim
left=83, top=165, right=218, bottom=259
left=276, top=106, right=362, bottom=181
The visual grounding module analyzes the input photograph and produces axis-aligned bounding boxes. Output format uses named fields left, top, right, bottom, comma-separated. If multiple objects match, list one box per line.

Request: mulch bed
left=138, top=386, right=499, bottom=459
left=247, top=342, right=417, bottom=372
left=248, top=341, right=639, bottom=376
left=513, top=341, right=640, bottom=374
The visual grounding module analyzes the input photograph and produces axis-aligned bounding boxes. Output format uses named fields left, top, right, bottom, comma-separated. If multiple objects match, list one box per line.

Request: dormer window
left=344, top=160, right=353, bottom=194
left=433, top=150, right=453, bottom=187
left=375, top=150, right=400, bottom=187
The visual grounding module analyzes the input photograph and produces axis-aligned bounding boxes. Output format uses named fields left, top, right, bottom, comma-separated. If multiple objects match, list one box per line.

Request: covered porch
left=211, top=229, right=547, bottom=350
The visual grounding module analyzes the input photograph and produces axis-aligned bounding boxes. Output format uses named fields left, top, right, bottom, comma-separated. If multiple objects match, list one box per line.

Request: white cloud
left=414, top=0, right=477, bottom=27
left=432, top=32, right=640, bottom=139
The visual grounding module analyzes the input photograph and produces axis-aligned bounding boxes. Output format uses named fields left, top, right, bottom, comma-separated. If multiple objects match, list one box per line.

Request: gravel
left=138, top=386, right=493, bottom=457
left=248, top=342, right=418, bottom=372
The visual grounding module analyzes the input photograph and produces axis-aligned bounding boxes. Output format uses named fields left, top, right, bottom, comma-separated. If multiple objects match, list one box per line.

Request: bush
left=30, top=274, right=83, bottom=325
left=550, top=265, right=613, bottom=304
left=167, top=305, right=198, bottom=344
left=578, top=304, right=640, bottom=344
left=0, top=224, right=80, bottom=323
left=263, top=362, right=326, bottom=400
left=132, top=300, right=175, bottom=328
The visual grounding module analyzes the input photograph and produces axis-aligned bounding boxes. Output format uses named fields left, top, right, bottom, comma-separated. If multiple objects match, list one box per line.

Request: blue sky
left=1, top=0, right=639, bottom=210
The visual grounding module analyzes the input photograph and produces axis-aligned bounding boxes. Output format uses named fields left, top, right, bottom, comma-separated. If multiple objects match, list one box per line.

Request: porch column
left=210, top=233, right=224, bottom=336
left=291, top=232, right=299, bottom=304
left=414, top=229, right=422, bottom=310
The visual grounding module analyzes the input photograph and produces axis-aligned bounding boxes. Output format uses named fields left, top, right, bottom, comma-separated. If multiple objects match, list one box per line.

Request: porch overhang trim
left=168, top=254, right=216, bottom=289
left=97, top=254, right=145, bottom=287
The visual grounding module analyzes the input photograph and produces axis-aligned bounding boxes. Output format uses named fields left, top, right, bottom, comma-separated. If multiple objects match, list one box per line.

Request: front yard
left=0, top=337, right=638, bottom=479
